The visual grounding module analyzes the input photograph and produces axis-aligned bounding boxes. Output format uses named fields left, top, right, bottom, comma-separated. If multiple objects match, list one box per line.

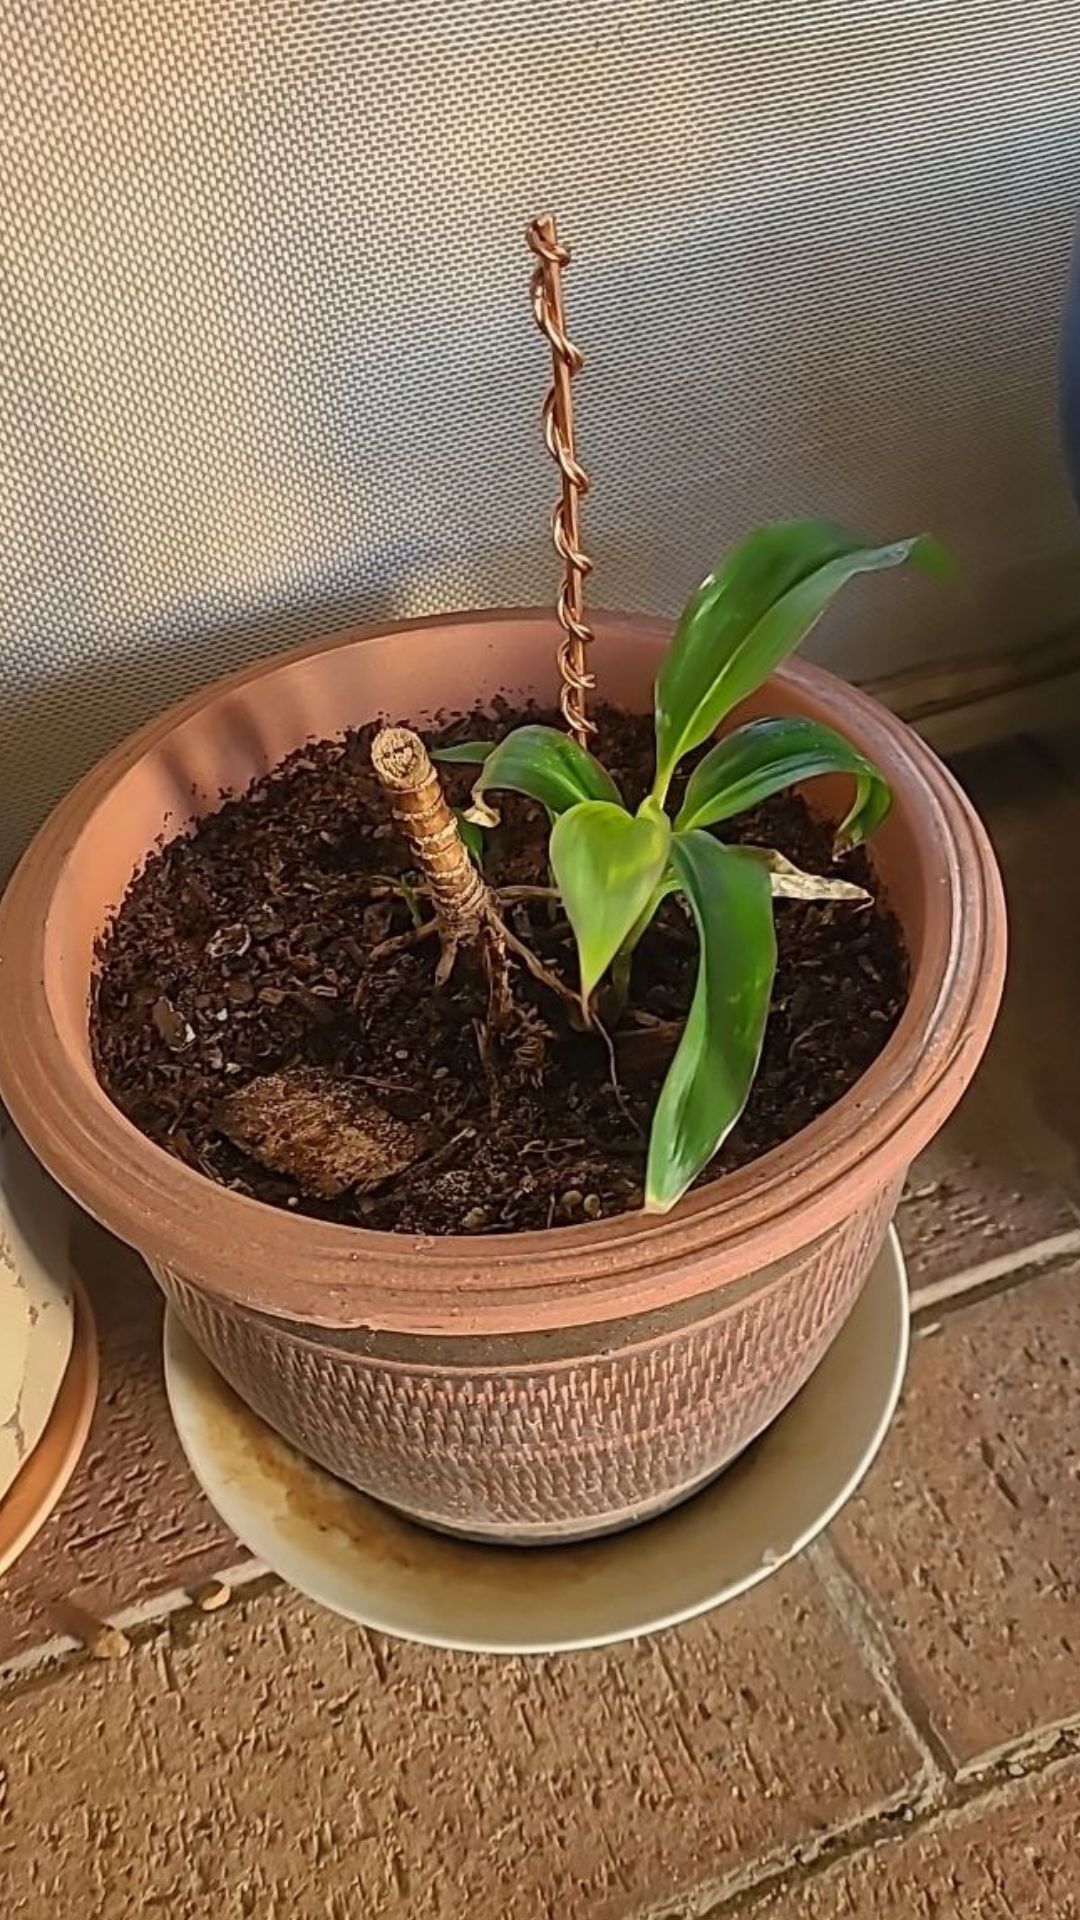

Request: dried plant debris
left=747, top=847, right=872, bottom=905
left=218, top=1068, right=422, bottom=1198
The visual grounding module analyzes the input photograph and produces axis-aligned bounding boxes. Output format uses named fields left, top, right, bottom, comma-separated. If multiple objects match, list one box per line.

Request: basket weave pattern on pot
left=155, top=1179, right=900, bottom=1542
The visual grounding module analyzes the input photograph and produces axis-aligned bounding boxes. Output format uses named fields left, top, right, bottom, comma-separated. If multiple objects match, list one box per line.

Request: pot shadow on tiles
left=941, top=729, right=1080, bottom=1210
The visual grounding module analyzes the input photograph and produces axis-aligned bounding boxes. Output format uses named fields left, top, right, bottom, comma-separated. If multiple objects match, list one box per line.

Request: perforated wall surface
left=3, top=0, right=1079, bottom=873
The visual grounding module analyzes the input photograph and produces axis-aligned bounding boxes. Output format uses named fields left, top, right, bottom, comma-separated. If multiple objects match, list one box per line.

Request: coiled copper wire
left=525, top=214, right=595, bottom=745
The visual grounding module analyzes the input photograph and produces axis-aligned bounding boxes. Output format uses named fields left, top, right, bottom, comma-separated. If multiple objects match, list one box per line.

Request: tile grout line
left=689, top=1741, right=1080, bottom=1920
left=0, top=1557, right=267, bottom=1687
left=633, top=1777, right=940, bottom=1920
left=806, top=1537, right=955, bottom=1788
left=952, top=1706, right=1080, bottom=1784
left=907, top=1225, right=1080, bottom=1315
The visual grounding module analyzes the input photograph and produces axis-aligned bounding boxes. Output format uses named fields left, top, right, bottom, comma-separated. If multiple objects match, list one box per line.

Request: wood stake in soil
left=370, top=726, right=492, bottom=985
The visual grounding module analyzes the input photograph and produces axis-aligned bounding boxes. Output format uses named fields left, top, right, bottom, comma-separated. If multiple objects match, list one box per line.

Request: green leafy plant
left=439, top=518, right=948, bottom=1212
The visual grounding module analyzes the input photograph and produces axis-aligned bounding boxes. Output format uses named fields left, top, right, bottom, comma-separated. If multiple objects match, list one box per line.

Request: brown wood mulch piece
left=218, top=1067, right=423, bottom=1198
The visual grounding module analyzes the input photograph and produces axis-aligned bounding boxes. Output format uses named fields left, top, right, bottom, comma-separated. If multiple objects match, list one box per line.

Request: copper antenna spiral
left=525, top=213, right=595, bottom=746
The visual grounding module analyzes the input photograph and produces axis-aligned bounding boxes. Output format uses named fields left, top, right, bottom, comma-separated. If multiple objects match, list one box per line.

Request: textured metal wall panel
left=3, top=0, right=1080, bottom=874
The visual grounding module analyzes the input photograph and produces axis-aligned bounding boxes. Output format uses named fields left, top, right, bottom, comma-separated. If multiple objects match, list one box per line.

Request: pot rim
left=0, top=608, right=1005, bottom=1336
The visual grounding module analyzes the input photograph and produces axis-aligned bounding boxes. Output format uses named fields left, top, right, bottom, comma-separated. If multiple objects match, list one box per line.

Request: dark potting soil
left=90, top=706, right=908, bottom=1235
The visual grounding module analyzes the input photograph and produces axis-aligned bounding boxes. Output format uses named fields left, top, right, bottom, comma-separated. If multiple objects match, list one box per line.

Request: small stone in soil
left=151, top=996, right=194, bottom=1052
left=217, top=1067, right=423, bottom=1198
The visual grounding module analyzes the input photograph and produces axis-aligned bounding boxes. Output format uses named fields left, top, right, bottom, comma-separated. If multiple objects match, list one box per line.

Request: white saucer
left=164, top=1227, right=908, bottom=1654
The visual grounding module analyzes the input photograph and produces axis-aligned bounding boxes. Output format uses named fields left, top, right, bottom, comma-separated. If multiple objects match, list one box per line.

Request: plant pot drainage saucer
left=164, top=1227, right=908, bottom=1654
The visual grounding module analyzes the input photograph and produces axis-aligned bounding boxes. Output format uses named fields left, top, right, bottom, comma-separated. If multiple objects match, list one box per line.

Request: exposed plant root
left=370, top=919, right=441, bottom=962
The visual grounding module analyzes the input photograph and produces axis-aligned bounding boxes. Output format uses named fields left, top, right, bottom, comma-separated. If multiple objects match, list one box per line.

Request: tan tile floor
left=2, top=733, right=1080, bottom=1917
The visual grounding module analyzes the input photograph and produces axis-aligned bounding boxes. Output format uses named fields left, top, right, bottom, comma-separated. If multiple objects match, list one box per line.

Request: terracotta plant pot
left=0, top=612, right=1005, bottom=1542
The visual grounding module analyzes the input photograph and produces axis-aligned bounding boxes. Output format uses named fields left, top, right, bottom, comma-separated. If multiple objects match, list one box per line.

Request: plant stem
left=606, top=871, right=677, bottom=1017
left=370, top=726, right=521, bottom=1016
left=650, top=766, right=673, bottom=812
left=370, top=729, right=589, bottom=1038
left=609, top=947, right=633, bottom=1017
left=371, top=728, right=489, bottom=946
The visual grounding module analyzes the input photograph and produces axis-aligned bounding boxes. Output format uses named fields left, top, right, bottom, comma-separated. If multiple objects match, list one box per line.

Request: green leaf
left=432, top=739, right=496, bottom=765
left=675, top=716, right=891, bottom=849
left=465, top=725, right=622, bottom=827
left=550, top=800, right=671, bottom=1003
left=654, top=521, right=949, bottom=796
left=645, top=831, right=777, bottom=1213
left=453, top=809, right=487, bottom=866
